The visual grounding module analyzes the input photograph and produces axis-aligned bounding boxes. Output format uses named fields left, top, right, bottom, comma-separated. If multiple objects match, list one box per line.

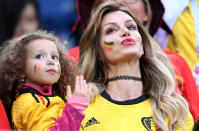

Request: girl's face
left=24, top=39, right=61, bottom=87
left=14, top=3, right=39, bottom=37
left=99, top=11, right=143, bottom=64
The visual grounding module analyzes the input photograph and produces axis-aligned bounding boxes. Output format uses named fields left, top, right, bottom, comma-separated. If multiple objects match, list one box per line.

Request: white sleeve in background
left=154, top=0, right=189, bottom=49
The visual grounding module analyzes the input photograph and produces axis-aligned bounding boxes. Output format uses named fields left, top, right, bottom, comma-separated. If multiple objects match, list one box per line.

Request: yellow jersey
left=80, top=91, right=194, bottom=131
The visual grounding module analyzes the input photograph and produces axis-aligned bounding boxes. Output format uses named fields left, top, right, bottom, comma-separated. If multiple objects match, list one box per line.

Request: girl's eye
left=127, top=25, right=137, bottom=30
left=52, top=55, right=59, bottom=61
left=105, top=28, right=117, bottom=35
left=36, top=54, right=44, bottom=59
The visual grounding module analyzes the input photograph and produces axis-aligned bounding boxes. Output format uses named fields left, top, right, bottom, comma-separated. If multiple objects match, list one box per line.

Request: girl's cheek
left=34, top=64, right=42, bottom=73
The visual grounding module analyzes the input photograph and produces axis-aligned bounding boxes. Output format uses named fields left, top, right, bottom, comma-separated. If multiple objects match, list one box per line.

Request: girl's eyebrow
left=52, top=51, right=59, bottom=55
left=33, top=49, right=45, bottom=53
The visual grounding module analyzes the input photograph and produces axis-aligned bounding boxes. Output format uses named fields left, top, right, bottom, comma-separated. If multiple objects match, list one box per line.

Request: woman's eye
left=105, top=28, right=117, bottom=35
left=127, top=25, right=137, bottom=30
left=52, top=55, right=59, bottom=61
left=36, top=54, right=44, bottom=59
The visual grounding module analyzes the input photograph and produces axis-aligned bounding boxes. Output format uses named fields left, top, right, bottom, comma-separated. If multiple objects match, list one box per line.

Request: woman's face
left=14, top=3, right=39, bottom=36
left=99, top=11, right=143, bottom=64
left=105, top=0, right=149, bottom=25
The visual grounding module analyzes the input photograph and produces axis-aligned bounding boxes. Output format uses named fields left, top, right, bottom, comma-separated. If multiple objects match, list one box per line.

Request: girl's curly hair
left=0, top=30, right=76, bottom=123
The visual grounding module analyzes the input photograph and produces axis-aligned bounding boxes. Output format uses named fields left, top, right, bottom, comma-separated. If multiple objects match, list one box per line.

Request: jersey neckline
left=100, top=90, right=149, bottom=105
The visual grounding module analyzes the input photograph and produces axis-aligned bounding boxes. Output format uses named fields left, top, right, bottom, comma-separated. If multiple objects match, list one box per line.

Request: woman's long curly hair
left=78, top=2, right=189, bottom=131
left=0, top=30, right=76, bottom=124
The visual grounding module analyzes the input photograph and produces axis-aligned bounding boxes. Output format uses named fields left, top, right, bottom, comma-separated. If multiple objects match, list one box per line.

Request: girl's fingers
left=66, top=85, right=72, bottom=98
left=88, top=85, right=93, bottom=97
left=75, top=75, right=80, bottom=91
left=80, top=75, right=84, bottom=90
left=72, top=75, right=92, bottom=98
left=84, top=80, right=87, bottom=90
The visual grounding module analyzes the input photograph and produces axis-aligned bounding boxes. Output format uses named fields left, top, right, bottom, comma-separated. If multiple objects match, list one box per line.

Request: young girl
left=0, top=30, right=92, bottom=130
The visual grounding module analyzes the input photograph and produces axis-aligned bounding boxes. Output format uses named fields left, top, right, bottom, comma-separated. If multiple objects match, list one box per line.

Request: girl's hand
left=67, top=75, right=92, bottom=99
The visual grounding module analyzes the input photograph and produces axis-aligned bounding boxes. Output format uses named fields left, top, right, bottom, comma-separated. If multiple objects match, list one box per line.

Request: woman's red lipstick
left=121, top=38, right=135, bottom=45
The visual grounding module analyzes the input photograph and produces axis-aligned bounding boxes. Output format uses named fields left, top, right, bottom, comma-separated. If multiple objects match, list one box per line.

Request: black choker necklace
left=106, top=75, right=142, bottom=83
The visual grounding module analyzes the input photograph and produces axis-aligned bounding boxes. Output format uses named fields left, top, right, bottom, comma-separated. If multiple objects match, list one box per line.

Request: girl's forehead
left=26, top=39, right=58, bottom=52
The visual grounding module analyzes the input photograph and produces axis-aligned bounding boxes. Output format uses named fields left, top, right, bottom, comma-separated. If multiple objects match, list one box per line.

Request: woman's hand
left=66, top=75, right=92, bottom=99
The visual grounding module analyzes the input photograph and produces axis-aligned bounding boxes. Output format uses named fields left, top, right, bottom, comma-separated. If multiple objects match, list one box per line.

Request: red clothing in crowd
left=0, top=99, right=10, bottom=130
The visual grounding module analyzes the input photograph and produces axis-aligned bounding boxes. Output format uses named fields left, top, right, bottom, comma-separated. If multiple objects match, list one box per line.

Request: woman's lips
left=121, top=38, right=136, bottom=45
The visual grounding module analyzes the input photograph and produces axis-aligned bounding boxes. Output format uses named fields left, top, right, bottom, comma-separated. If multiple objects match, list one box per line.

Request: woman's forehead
left=101, top=11, right=135, bottom=26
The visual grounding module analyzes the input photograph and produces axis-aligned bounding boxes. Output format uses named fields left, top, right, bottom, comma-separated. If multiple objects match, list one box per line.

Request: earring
left=21, top=78, right=25, bottom=83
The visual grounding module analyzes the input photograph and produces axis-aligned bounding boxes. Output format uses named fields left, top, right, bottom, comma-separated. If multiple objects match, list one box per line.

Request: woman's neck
left=105, top=80, right=143, bottom=101
left=106, top=60, right=143, bottom=101
left=108, top=60, right=141, bottom=77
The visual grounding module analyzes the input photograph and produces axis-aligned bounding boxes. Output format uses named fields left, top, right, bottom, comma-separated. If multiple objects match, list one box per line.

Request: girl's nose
left=46, top=58, right=54, bottom=65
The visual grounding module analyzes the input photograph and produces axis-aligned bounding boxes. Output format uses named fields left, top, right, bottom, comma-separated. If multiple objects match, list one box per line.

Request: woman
left=78, top=2, right=193, bottom=131
left=102, top=0, right=199, bottom=122
left=69, top=0, right=199, bottom=122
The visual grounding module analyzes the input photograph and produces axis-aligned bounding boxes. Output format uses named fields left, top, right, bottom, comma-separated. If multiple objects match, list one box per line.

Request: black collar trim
left=19, top=88, right=56, bottom=97
left=101, top=90, right=149, bottom=105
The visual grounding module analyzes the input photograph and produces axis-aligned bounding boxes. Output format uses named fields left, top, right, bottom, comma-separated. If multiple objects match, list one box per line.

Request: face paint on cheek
left=103, top=41, right=114, bottom=51
left=137, top=35, right=142, bottom=43
left=34, top=64, right=41, bottom=73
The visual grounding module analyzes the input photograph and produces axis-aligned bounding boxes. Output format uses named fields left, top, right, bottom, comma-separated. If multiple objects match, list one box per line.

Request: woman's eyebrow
left=102, top=22, right=117, bottom=29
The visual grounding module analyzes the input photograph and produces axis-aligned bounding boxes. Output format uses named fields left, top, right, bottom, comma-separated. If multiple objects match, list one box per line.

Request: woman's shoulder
left=184, top=112, right=194, bottom=130
left=175, top=112, right=194, bottom=131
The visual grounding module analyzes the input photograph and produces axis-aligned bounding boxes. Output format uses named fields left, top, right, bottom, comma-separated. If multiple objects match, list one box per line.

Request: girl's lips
left=47, top=69, right=56, bottom=73
left=121, top=38, right=136, bottom=45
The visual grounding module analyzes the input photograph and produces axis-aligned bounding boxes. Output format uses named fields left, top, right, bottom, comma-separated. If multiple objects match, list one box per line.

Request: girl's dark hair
left=0, top=0, right=40, bottom=45
left=0, top=30, right=76, bottom=125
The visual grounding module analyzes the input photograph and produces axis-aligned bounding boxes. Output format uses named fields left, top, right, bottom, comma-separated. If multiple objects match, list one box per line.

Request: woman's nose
left=112, top=0, right=125, bottom=6
left=120, top=28, right=130, bottom=37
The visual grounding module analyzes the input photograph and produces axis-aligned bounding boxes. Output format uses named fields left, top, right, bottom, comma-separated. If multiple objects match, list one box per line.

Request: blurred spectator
left=154, top=0, right=199, bottom=87
left=0, top=0, right=40, bottom=45
left=36, top=0, right=77, bottom=49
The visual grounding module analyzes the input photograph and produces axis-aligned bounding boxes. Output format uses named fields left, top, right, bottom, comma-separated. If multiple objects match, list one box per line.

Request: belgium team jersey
left=12, top=88, right=65, bottom=130
left=80, top=91, right=194, bottom=131
left=167, top=0, right=199, bottom=71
